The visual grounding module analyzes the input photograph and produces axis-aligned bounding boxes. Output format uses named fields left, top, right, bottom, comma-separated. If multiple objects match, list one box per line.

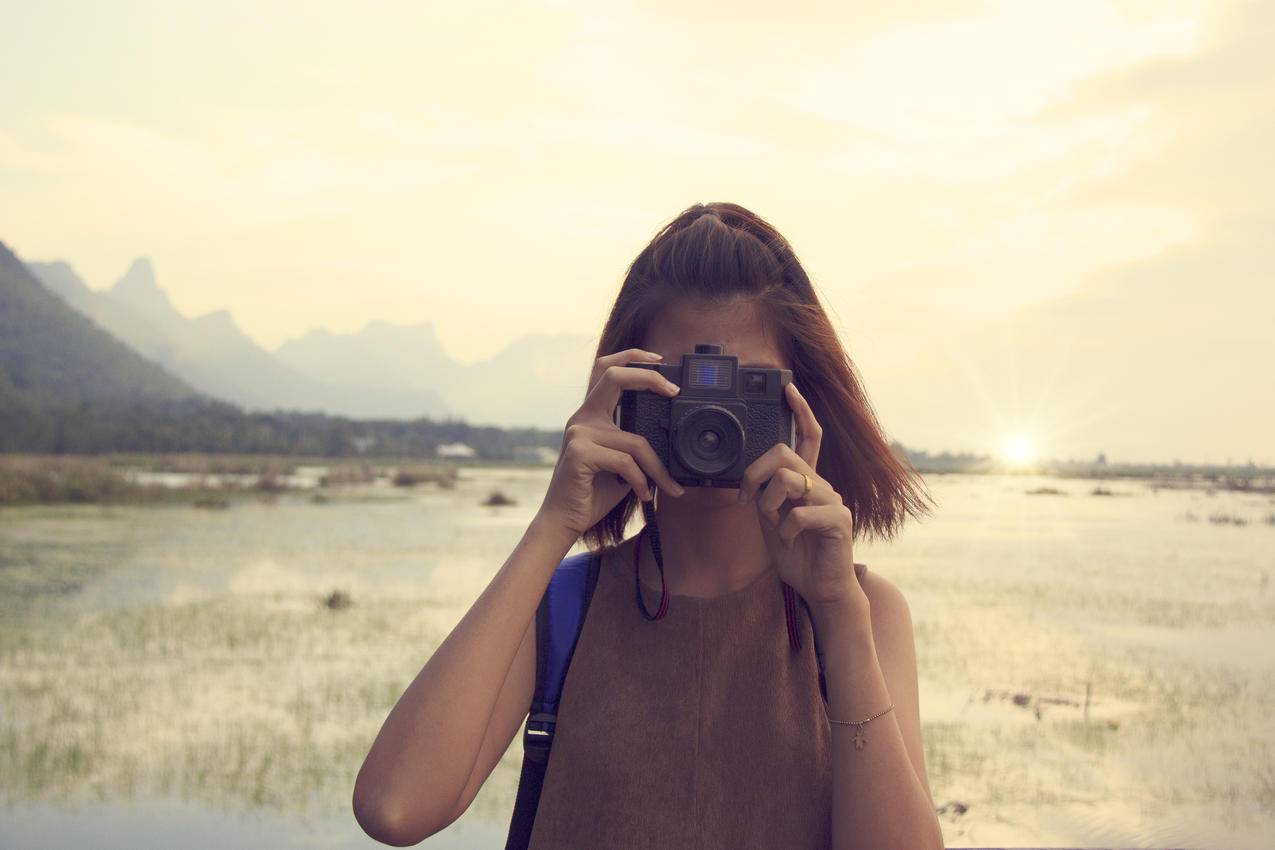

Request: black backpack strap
left=505, top=549, right=602, bottom=850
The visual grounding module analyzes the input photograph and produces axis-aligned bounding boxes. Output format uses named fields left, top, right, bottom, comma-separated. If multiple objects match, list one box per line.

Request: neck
left=637, top=489, right=772, bottom=597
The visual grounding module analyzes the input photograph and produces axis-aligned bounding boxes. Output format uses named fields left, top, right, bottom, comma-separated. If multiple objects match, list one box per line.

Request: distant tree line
left=0, top=393, right=561, bottom=459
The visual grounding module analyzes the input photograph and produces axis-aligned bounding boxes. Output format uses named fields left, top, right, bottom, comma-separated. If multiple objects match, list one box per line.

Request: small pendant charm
left=852, top=727, right=867, bottom=750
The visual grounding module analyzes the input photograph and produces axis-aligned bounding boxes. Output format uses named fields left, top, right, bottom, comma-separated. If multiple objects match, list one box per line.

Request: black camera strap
left=633, top=498, right=669, bottom=619
left=631, top=486, right=829, bottom=703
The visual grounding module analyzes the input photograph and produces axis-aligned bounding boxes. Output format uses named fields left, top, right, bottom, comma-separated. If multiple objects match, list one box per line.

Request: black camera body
left=617, top=343, right=795, bottom=489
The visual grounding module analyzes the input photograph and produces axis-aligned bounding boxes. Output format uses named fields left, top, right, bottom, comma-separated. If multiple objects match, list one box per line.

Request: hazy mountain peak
left=273, top=318, right=454, bottom=394
left=193, top=308, right=237, bottom=328
left=189, top=307, right=239, bottom=333
left=113, top=257, right=158, bottom=291
left=111, top=257, right=175, bottom=319
left=361, top=318, right=437, bottom=340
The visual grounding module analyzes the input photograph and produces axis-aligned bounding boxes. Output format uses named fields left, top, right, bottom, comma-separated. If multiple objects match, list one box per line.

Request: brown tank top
left=526, top=538, right=869, bottom=850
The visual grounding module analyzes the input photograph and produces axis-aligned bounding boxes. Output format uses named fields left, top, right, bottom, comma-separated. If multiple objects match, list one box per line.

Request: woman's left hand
left=737, top=382, right=867, bottom=614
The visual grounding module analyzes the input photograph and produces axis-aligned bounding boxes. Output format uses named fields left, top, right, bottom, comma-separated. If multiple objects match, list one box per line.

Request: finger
left=580, top=441, right=654, bottom=501
left=784, top=381, right=823, bottom=470
left=587, top=348, right=665, bottom=391
left=755, top=467, right=809, bottom=526
left=756, top=498, right=785, bottom=550
left=762, top=463, right=835, bottom=510
left=586, top=424, right=686, bottom=497
left=581, top=363, right=680, bottom=421
left=776, top=504, right=851, bottom=546
left=738, top=441, right=816, bottom=504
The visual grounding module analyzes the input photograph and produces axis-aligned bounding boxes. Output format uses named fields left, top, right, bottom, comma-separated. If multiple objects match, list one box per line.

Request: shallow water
left=1, top=470, right=1272, bottom=848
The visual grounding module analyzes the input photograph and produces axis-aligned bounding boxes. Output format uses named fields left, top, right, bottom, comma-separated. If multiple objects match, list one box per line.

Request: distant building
left=513, top=445, right=558, bottom=465
left=350, top=435, right=376, bottom=454
left=436, top=442, right=477, bottom=459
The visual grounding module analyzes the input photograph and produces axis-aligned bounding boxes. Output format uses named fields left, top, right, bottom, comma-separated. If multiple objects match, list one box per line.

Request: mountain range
left=25, top=254, right=595, bottom=428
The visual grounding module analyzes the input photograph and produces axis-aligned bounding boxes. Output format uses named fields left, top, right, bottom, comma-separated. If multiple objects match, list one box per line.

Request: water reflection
left=0, top=469, right=1272, bottom=848
left=3, top=798, right=506, bottom=849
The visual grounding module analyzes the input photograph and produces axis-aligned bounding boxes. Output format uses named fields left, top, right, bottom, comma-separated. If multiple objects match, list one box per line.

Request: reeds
left=391, top=465, right=458, bottom=488
left=0, top=454, right=460, bottom=506
left=0, top=455, right=159, bottom=505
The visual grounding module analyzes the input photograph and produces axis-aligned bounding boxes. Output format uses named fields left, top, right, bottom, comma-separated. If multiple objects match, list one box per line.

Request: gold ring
left=801, top=472, right=812, bottom=499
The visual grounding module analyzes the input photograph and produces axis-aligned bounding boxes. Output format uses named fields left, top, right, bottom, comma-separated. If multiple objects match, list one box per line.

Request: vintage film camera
left=616, top=343, right=795, bottom=489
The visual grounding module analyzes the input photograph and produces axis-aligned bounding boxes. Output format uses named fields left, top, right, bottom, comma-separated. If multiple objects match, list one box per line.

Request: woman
left=353, top=202, right=943, bottom=849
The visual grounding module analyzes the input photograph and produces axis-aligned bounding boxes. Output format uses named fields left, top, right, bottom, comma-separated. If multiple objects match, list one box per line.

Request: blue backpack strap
left=524, top=550, right=601, bottom=759
left=505, top=549, right=602, bottom=850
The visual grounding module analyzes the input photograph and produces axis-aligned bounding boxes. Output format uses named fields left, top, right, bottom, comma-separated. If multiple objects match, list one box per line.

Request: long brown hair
left=583, top=201, right=934, bottom=552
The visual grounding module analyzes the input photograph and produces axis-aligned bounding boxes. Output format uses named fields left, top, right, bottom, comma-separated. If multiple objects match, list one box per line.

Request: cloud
left=786, top=0, right=1212, bottom=141
left=1, top=112, right=473, bottom=227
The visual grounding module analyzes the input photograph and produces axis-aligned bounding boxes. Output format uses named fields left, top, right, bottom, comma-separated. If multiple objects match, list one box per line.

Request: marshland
left=2, top=463, right=1272, bottom=848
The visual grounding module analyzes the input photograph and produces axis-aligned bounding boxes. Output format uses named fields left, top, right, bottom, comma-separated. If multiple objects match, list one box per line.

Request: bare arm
left=352, top=512, right=578, bottom=845
left=351, top=347, right=685, bottom=846
left=811, top=573, right=944, bottom=850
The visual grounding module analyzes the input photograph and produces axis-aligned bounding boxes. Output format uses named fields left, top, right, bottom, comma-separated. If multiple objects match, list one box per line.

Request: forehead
left=640, top=298, right=786, bottom=368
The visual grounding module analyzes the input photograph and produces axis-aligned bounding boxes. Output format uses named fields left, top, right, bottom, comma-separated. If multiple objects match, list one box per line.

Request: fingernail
left=643, top=351, right=664, bottom=359
left=737, top=489, right=749, bottom=504
left=672, top=483, right=686, bottom=496
left=664, top=380, right=680, bottom=394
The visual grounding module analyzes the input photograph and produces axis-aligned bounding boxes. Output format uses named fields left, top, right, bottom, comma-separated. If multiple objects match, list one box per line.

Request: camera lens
left=674, top=405, right=743, bottom=477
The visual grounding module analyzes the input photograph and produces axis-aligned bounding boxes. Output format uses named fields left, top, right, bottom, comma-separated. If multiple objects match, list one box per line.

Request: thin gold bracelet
left=829, top=703, right=894, bottom=750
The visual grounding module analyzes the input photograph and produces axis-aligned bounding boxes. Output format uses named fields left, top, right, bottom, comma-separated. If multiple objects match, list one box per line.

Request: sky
left=1, top=0, right=1270, bottom=465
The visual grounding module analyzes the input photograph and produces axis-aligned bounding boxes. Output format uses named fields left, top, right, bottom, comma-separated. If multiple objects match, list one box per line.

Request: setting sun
left=1001, top=434, right=1038, bottom=467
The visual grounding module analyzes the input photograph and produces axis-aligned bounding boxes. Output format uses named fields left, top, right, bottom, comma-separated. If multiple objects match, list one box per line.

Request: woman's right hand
left=537, top=348, right=687, bottom=537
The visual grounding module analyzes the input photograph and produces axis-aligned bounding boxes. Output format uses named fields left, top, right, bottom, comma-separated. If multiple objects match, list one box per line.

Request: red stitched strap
left=783, top=583, right=801, bottom=649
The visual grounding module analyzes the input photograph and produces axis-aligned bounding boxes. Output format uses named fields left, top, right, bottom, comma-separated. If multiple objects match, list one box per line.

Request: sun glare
left=1002, top=434, right=1037, bottom=467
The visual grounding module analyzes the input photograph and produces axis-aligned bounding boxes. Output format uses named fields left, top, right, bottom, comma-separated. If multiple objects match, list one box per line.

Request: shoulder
left=856, top=566, right=909, bottom=616
left=856, top=568, right=915, bottom=639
